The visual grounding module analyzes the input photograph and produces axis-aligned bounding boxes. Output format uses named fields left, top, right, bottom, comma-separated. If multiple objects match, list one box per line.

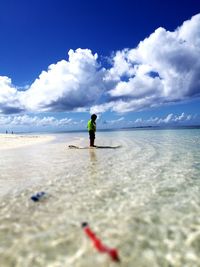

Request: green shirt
left=87, top=119, right=96, bottom=132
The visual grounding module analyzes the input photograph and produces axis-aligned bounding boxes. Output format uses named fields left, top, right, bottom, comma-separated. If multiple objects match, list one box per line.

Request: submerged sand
left=0, top=130, right=200, bottom=267
left=0, top=134, right=55, bottom=150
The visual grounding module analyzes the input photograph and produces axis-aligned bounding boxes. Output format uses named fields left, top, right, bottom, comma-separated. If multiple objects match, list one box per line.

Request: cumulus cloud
left=0, top=76, right=24, bottom=114
left=21, top=49, right=105, bottom=112
left=92, top=13, right=200, bottom=113
left=157, top=112, right=193, bottom=124
left=0, top=49, right=105, bottom=114
left=0, top=14, right=200, bottom=116
left=133, top=112, right=196, bottom=126
left=0, top=114, right=73, bottom=127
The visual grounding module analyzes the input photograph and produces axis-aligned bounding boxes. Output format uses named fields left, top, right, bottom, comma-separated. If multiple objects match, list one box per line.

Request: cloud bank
left=0, top=14, right=200, bottom=115
left=133, top=112, right=197, bottom=126
left=0, top=114, right=74, bottom=128
left=0, top=112, right=197, bottom=130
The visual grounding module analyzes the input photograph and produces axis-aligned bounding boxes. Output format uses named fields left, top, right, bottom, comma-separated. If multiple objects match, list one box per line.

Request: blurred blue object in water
left=31, top=192, right=46, bottom=202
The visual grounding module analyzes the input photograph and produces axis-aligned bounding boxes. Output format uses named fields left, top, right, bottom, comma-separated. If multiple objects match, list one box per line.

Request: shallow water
left=0, top=129, right=200, bottom=267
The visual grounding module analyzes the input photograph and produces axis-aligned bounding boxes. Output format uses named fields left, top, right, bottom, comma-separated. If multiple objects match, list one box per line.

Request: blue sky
left=0, top=0, right=200, bottom=132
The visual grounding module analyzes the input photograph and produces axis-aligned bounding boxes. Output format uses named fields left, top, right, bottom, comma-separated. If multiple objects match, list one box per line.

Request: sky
left=0, top=0, right=200, bottom=132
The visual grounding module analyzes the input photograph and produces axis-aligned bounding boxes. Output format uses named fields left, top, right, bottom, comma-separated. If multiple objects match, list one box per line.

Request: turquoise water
left=0, top=129, right=200, bottom=267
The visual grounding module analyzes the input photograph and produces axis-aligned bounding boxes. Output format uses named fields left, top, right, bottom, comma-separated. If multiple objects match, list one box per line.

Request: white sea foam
left=0, top=129, right=200, bottom=266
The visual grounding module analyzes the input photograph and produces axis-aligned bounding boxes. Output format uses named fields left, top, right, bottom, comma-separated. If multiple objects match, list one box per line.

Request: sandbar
left=0, top=134, right=55, bottom=150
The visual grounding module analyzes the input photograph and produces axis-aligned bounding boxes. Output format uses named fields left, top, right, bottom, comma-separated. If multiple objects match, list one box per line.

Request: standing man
left=87, top=114, right=97, bottom=147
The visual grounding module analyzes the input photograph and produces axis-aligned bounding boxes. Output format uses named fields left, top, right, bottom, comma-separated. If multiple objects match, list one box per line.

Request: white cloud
left=0, top=76, right=24, bottom=114
left=0, top=114, right=73, bottom=127
left=135, top=118, right=143, bottom=123
left=90, top=101, right=116, bottom=114
left=157, top=112, right=193, bottom=124
left=104, top=49, right=134, bottom=81
left=20, top=48, right=105, bottom=112
left=0, top=49, right=105, bottom=115
left=0, top=115, right=12, bottom=125
left=0, top=14, right=200, bottom=117
left=95, top=13, right=200, bottom=113
left=106, top=117, right=124, bottom=124
left=133, top=112, right=196, bottom=126
left=90, top=97, right=158, bottom=113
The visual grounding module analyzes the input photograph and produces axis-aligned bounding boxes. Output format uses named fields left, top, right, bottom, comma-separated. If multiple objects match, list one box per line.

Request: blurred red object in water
left=82, top=222, right=120, bottom=262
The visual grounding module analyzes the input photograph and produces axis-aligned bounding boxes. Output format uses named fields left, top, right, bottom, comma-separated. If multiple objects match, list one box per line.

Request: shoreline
left=0, top=134, right=56, bottom=151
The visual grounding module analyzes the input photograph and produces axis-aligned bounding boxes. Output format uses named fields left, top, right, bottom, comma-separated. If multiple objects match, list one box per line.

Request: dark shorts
left=89, top=130, right=95, bottom=140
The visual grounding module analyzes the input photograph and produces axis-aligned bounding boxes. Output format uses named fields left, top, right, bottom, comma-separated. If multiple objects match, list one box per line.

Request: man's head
left=91, top=114, right=97, bottom=121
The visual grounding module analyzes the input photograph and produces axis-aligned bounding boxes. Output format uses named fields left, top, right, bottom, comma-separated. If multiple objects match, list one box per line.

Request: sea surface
left=0, top=129, right=200, bottom=267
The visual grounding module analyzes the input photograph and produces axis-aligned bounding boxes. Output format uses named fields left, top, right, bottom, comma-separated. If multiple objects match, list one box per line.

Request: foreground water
left=0, top=129, right=200, bottom=267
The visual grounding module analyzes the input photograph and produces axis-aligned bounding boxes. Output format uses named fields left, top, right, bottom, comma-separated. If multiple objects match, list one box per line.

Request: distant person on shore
left=87, top=114, right=97, bottom=147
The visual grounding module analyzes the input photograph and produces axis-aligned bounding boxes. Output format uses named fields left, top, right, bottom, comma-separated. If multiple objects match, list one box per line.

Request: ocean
left=0, top=128, right=200, bottom=267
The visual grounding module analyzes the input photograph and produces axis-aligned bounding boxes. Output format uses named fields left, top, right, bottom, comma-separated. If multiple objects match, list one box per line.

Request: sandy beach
left=0, top=134, right=55, bottom=150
